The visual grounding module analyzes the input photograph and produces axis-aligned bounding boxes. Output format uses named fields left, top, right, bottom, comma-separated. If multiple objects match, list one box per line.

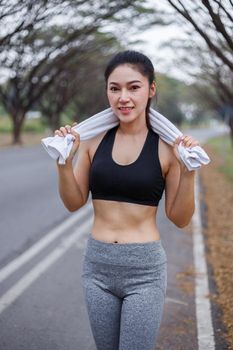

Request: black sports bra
left=89, top=125, right=165, bottom=206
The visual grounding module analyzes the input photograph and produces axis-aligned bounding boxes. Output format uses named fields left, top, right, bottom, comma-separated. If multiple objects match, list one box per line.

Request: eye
left=130, top=85, right=140, bottom=90
left=109, top=86, right=119, bottom=92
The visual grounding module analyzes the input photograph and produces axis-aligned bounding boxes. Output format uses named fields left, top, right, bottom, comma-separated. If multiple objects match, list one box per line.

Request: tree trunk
left=11, top=111, right=25, bottom=145
left=50, top=113, right=61, bottom=132
left=229, top=117, right=233, bottom=149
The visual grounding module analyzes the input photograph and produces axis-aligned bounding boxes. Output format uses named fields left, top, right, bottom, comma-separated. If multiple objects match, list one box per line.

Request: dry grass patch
left=176, top=265, right=196, bottom=295
left=200, top=143, right=233, bottom=346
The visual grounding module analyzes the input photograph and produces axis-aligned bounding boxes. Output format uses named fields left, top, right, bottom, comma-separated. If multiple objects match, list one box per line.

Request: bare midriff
left=91, top=199, right=160, bottom=244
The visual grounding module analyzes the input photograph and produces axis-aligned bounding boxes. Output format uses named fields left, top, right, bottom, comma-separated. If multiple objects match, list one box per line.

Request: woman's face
left=106, top=64, right=155, bottom=124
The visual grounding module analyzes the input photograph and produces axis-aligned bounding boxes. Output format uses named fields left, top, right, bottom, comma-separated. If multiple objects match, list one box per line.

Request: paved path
left=0, top=125, right=228, bottom=349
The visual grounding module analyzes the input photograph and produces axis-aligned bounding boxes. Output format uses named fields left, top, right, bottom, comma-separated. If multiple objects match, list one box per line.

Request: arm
left=164, top=135, right=198, bottom=228
left=55, top=124, right=91, bottom=212
left=165, top=158, right=195, bottom=228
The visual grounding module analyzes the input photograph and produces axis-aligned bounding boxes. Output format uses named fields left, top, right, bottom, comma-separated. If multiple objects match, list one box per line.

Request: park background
left=0, top=0, right=233, bottom=348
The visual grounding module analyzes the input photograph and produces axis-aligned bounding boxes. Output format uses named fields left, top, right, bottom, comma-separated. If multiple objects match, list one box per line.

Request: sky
left=126, top=0, right=194, bottom=82
left=130, top=24, right=190, bottom=82
left=0, top=1, right=193, bottom=84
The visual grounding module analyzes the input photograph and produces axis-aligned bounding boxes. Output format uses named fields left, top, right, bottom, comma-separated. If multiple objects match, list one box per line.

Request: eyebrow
left=109, top=80, right=142, bottom=85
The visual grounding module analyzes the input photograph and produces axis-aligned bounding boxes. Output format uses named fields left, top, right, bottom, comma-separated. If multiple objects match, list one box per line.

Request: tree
left=0, top=0, right=51, bottom=46
left=155, top=73, right=187, bottom=127
left=0, top=0, right=156, bottom=143
left=164, top=0, right=233, bottom=71
left=155, top=0, right=233, bottom=144
left=38, top=33, right=122, bottom=130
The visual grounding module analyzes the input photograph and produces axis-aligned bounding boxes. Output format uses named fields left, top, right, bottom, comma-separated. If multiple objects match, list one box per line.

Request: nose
left=119, top=89, right=130, bottom=103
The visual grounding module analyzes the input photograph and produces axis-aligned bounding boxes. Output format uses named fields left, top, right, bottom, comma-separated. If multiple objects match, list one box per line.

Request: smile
left=118, top=107, right=134, bottom=110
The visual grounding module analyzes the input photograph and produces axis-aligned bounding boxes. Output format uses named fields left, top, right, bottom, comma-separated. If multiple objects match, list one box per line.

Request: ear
left=149, top=81, right=156, bottom=98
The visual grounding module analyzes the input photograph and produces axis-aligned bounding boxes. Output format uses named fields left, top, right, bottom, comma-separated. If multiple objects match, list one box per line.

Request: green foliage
left=207, top=135, right=233, bottom=183
left=0, top=116, right=47, bottom=133
left=22, top=118, right=47, bottom=133
left=60, top=114, right=74, bottom=126
left=0, top=116, right=12, bottom=132
left=0, top=104, right=7, bottom=116
left=155, top=73, right=186, bottom=126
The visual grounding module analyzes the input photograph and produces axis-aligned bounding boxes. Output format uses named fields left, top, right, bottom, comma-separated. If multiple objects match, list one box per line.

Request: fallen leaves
left=200, top=144, right=233, bottom=347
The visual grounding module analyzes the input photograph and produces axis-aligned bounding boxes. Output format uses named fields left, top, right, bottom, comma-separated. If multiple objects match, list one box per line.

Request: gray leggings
left=81, top=234, right=167, bottom=350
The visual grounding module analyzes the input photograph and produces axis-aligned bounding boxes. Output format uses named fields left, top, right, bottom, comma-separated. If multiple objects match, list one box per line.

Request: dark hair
left=104, top=50, right=156, bottom=129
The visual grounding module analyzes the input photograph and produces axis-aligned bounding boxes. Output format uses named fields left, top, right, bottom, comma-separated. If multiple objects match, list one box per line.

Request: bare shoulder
left=79, top=129, right=109, bottom=163
left=158, top=137, right=177, bottom=178
left=72, top=130, right=108, bottom=205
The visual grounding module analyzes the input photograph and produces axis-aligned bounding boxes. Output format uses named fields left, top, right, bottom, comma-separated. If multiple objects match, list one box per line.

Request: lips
left=118, top=107, right=134, bottom=115
left=118, top=107, right=134, bottom=111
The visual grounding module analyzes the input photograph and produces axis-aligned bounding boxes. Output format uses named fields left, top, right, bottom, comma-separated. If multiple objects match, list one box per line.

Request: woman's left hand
left=173, top=135, right=200, bottom=171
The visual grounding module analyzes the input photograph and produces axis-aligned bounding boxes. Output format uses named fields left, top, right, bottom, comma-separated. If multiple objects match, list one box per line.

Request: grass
left=0, top=114, right=74, bottom=148
left=0, top=114, right=74, bottom=134
left=0, top=116, right=48, bottom=148
left=0, top=116, right=47, bottom=133
left=206, top=134, right=233, bottom=183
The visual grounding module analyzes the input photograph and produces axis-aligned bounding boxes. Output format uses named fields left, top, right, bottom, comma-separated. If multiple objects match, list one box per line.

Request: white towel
left=41, top=107, right=210, bottom=171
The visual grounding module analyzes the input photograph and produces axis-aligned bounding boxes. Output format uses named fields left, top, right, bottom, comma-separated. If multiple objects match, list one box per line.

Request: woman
left=54, top=51, right=199, bottom=350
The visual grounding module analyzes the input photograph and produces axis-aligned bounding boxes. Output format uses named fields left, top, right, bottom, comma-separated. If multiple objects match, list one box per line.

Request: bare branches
left=0, top=0, right=156, bottom=143
left=201, top=0, right=233, bottom=51
left=213, top=0, right=233, bottom=22
left=165, top=0, right=233, bottom=71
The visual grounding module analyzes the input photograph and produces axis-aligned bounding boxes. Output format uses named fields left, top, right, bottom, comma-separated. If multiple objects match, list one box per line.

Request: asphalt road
left=0, top=124, right=229, bottom=350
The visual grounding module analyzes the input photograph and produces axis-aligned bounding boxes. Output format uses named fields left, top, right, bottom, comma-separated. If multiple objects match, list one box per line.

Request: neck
left=117, top=113, right=148, bottom=136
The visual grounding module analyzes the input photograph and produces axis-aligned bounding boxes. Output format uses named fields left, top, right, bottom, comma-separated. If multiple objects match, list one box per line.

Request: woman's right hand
left=54, top=122, right=80, bottom=164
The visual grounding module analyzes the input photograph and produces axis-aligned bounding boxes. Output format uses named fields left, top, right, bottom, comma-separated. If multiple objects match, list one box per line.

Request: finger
left=187, top=141, right=200, bottom=148
left=72, top=122, right=78, bottom=126
left=70, top=130, right=80, bottom=139
left=59, top=126, right=69, bottom=136
left=73, top=133, right=80, bottom=145
left=173, top=136, right=182, bottom=145
left=181, top=135, right=191, bottom=143
left=183, top=137, right=193, bottom=147
left=65, top=125, right=72, bottom=133
left=182, top=136, right=199, bottom=147
left=68, top=136, right=80, bottom=159
left=69, top=132, right=80, bottom=146
left=54, top=129, right=63, bottom=137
